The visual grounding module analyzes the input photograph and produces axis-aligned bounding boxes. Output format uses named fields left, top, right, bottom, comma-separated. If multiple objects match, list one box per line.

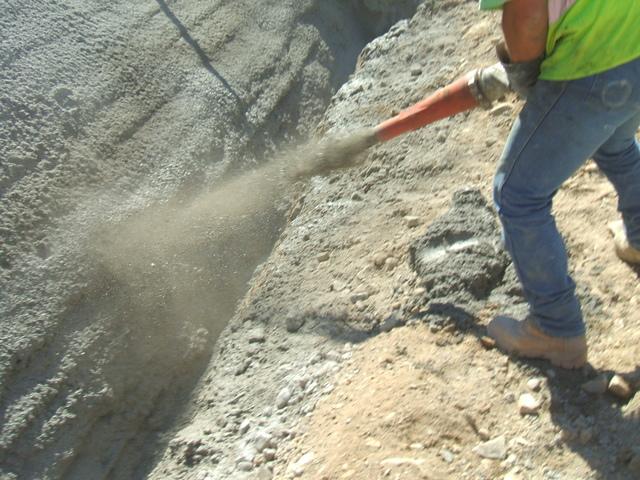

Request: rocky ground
left=2, top=1, right=639, bottom=479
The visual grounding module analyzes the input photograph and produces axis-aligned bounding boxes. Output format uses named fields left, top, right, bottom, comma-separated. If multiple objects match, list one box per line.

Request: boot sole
left=508, top=348, right=587, bottom=370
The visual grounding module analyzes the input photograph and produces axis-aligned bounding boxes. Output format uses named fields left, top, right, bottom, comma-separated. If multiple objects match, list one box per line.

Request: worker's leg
left=593, top=111, right=640, bottom=249
left=493, top=57, right=640, bottom=338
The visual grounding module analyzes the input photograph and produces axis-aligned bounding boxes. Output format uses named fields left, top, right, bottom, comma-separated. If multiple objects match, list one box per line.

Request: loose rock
left=317, top=252, right=330, bottom=262
left=285, top=316, right=305, bottom=333
left=472, top=436, right=507, bottom=460
left=527, top=378, right=543, bottom=392
left=404, top=215, right=420, bottom=228
left=248, top=328, right=266, bottom=344
left=518, top=393, right=541, bottom=415
left=581, top=375, right=609, bottom=395
left=276, top=387, right=292, bottom=409
left=609, top=375, right=633, bottom=400
left=480, top=336, right=496, bottom=349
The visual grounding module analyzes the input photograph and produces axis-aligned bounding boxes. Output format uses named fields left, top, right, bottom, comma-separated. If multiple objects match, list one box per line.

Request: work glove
left=496, top=42, right=543, bottom=98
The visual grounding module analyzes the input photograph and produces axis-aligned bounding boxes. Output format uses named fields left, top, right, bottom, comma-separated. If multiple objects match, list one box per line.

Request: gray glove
left=496, top=42, right=542, bottom=98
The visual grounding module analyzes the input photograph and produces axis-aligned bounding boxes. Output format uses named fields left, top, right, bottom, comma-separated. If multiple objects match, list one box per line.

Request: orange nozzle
left=374, top=74, right=479, bottom=143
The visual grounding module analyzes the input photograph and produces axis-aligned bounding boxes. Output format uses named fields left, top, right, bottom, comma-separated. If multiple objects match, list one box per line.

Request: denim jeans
left=494, top=56, right=640, bottom=337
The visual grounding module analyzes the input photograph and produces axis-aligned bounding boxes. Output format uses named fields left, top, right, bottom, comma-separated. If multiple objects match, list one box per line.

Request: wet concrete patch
left=410, top=189, right=510, bottom=305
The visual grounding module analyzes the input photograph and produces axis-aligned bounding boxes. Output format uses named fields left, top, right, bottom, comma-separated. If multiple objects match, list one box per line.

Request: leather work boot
left=487, top=316, right=587, bottom=369
left=609, top=220, right=640, bottom=264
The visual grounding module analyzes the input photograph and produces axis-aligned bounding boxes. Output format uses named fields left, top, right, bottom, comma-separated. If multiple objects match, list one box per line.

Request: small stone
left=289, top=452, right=315, bottom=477
left=263, top=448, right=277, bottom=461
left=385, top=257, right=399, bottom=270
left=440, top=449, right=455, bottom=463
left=256, top=466, right=273, bottom=480
left=285, top=316, right=305, bottom=333
left=350, top=291, right=370, bottom=303
left=527, top=378, right=543, bottom=392
left=276, top=387, right=292, bottom=409
left=410, top=443, right=425, bottom=450
left=239, top=419, right=251, bottom=434
left=480, top=336, right=496, bottom=349
left=235, top=360, right=251, bottom=375
left=248, top=328, right=266, bottom=343
left=518, top=393, right=541, bottom=415
left=237, top=461, right=253, bottom=471
left=404, top=216, right=420, bottom=228
left=478, top=428, right=491, bottom=441
left=623, top=393, right=639, bottom=419
left=629, top=455, right=640, bottom=474
left=472, top=436, right=507, bottom=460
left=410, top=64, right=422, bottom=76
left=504, top=392, right=516, bottom=404
left=317, top=252, right=330, bottom=262
left=373, top=252, right=388, bottom=267
left=351, top=192, right=363, bottom=201
left=365, top=438, right=382, bottom=449
left=609, top=375, right=633, bottom=400
left=254, top=432, right=273, bottom=452
left=582, top=375, right=609, bottom=395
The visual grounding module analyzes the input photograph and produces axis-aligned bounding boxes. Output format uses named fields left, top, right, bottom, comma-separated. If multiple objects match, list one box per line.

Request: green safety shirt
left=479, top=0, right=640, bottom=81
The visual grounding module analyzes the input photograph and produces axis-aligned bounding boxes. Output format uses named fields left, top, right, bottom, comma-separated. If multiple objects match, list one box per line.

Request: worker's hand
left=496, top=42, right=542, bottom=98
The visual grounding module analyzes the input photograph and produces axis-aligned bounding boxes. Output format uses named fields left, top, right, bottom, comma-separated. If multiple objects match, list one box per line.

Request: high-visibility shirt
left=478, top=0, right=640, bottom=80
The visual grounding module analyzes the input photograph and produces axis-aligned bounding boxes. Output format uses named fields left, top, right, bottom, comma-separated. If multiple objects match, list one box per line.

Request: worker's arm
left=501, top=0, right=548, bottom=62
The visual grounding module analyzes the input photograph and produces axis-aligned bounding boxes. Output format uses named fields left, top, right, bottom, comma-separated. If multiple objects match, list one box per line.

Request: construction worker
left=482, top=0, right=640, bottom=368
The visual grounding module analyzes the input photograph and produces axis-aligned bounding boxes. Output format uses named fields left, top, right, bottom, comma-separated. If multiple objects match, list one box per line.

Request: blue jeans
left=494, top=56, right=640, bottom=337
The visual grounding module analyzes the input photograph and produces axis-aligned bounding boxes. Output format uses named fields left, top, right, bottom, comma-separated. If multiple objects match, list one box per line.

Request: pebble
left=350, top=291, right=370, bottom=303
left=276, top=387, right=292, bottom=409
left=385, top=257, right=399, bottom=270
left=527, top=378, right=543, bottom=392
left=440, top=449, right=455, bottom=463
left=239, top=419, right=251, bottom=434
left=472, top=436, right=507, bottom=460
left=480, top=336, right=496, bottom=349
left=317, top=252, right=330, bottom=262
left=404, top=215, right=420, bottom=228
left=581, top=375, right=609, bottom=395
left=254, top=432, right=273, bottom=452
left=248, top=328, right=266, bottom=343
left=518, top=393, right=541, bottom=415
left=289, top=452, right=315, bottom=477
left=256, top=466, right=273, bottom=480
left=609, top=375, right=633, bottom=400
left=365, top=438, right=382, bottom=449
left=410, top=64, right=422, bottom=76
left=623, top=393, right=639, bottom=419
left=410, top=443, right=425, bottom=450
left=237, top=461, right=253, bottom=472
left=263, top=448, right=277, bottom=461
left=285, top=316, right=305, bottom=333
left=629, top=454, right=640, bottom=474
left=373, top=252, right=389, bottom=267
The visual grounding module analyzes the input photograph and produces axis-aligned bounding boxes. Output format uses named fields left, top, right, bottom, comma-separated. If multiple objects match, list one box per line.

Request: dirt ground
left=2, top=1, right=639, bottom=480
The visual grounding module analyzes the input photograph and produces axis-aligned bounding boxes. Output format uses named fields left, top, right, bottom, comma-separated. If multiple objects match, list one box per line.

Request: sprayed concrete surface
left=0, top=1, right=420, bottom=478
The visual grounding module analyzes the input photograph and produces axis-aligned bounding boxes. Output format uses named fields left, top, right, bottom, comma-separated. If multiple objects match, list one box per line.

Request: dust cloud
left=89, top=129, right=376, bottom=349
